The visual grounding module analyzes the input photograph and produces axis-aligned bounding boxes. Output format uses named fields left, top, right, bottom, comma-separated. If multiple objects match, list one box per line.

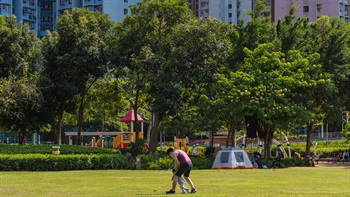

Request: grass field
left=0, top=167, right=349, bottom=197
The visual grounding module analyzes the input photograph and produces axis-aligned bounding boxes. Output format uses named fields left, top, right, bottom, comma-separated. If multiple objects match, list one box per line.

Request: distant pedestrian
left=338, top=149, right=343, bottom=161
left=344, top=149, right=349, bottom=162
left=192, top=145, right=198, bottom=155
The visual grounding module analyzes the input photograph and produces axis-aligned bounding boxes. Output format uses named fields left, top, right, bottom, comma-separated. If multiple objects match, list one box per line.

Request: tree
left=342, top=122, right=350, bottom=141
left=41, top=9, right=114, bottom=145
left=109, top=0, right=193, bottom=151
left=213, top=1, right=275, bottom=148
left=276, top=5, right=310, bottom=55
left=0, top=16, right=42, bottom=144
left=229, top=43, right=324, bottom=157
left=84, top=75, right=130, bottom=132
left=300, top=16, right=350, bottom=156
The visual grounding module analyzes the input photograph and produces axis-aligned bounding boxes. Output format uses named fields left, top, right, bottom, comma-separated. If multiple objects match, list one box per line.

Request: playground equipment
left=272, top=132, right=291, bottom=158
left=235, top=134, right=246, bottom=149
left=114, top=132, right=143, bottom=148
left=80, top=110, right=144, bottom=149
left=257, top=138, right=263, bottom=154
left=174, top=136, right=189, bottom=153
left=281, top=132, right=291, bottom=158
left=113, top=110, right=144, bottom=148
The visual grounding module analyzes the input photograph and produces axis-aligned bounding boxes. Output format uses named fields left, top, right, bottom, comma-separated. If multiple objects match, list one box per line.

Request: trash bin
left=52, top=146, right=60, bottom=155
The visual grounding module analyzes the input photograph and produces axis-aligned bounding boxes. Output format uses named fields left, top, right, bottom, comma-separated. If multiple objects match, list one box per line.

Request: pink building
left=271, top=0, right=350, bottom=23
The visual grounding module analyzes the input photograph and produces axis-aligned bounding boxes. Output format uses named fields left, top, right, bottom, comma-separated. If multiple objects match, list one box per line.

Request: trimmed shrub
left=190, top=156, right=215, bottom=169
left=0, top=154, right=127, bottom=171
left=0, top=144, right=121, bottom=155
left=262, top=157, right=310, bottom=168
left=148, top=157, right=173, bottom=170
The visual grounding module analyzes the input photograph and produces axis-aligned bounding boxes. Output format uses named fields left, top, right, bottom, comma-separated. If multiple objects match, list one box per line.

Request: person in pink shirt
left=166, top=148, right=196, bottom=194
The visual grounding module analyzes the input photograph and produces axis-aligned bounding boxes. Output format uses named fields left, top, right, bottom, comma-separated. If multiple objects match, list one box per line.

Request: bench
left=315, top=157, right=336, bottom=164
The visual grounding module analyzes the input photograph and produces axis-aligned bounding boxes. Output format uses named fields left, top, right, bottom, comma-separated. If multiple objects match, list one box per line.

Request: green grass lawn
left=0, top=167, right=349, bottom=197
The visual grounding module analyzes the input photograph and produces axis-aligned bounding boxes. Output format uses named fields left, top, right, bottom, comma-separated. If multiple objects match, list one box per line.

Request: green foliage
left=147, top=156, right=173, bottom=170
left=190, top=156, right=215, bottom=169
left=127, top=139, right=147, bottom=157
left=0, top=154, right=127, bottom=171
left=136, top=154, right=213, bottom=170
left=0, top=16, right=42, bottom=142
left=204, top=147, right=216, bottom=157
left=341, top=123, right=350, bottom=141
left=0, top=144, right=120, bottom=154
left=263, top=157, right=310, bottom=168
left=280, top=157, right=310, bottom=167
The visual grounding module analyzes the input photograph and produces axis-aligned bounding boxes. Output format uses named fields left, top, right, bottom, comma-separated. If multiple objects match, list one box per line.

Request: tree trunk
left=149, top=113, right=161, bottom=152
left=55, top=103, right=65, bottom=145
left=263, top=126, right=273, bottom=158
left=77, top=93, right=85, bottom=146
left=225, top=124, right=232, bottom=148
left=134, top=107, right=140, bottom=140
left=18, top=129, right=26, bottom=145
left=305, top=122, right=314, bottom=157
left=230, top=115, right=237, bottom=148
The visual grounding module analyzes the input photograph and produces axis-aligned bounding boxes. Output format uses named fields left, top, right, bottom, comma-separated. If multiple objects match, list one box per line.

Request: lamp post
left=326, top=123, right=328, bottom=148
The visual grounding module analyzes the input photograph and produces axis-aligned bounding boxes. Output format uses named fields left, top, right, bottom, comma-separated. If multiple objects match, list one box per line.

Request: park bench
left=315, top=157, right=336, bottom=164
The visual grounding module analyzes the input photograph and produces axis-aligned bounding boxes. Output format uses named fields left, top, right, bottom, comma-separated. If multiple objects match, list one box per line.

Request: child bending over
left=172, top=169, right=190, bottom=194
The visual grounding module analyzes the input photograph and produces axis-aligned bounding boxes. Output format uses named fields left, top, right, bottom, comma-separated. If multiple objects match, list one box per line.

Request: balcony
left=57, top=0, right=74, bottom=10
left=0, top=0, right=11, bottom=5
left=83, top=0, right=102, bottom=6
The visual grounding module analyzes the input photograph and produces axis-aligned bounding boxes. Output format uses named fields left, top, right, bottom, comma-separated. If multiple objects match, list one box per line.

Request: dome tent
left=212, top=148, right=253, bottom=169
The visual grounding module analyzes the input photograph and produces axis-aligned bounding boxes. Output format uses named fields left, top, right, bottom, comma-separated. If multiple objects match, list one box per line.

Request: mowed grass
left=0, top=167, right=349, bottom=197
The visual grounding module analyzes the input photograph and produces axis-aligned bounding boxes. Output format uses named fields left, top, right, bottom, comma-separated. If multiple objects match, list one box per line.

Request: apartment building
left=0, top=0, right=12, bottom=16
left=2, top=0, right=349, bottom=38
left=0, top=0, right=140, bottom=37
left=271, top=0, right=350, bottom=23
left=198, top=0, right=252, bottom=25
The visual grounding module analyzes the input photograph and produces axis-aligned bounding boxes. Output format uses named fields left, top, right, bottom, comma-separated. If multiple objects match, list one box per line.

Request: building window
left=124, top=9, right=128, bottom=15
left=124, top=0, right=128, bottom=2
left=303, top=6, right=309, bottom=12
left=228, top=4, right=232, bottom=9
left=228, top=13, right=232, bottom=18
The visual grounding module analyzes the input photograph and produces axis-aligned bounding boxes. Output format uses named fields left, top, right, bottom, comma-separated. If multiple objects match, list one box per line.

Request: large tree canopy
left=41, top=9, right=114, bottom=144
left=0, top=16, right=42, bottom=144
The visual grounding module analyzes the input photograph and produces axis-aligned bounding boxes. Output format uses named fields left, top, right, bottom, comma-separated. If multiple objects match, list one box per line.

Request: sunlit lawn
left=0, top=167, right=349, bottom=197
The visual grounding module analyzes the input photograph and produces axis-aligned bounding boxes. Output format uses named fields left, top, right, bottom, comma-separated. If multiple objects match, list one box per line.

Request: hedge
left=131, top=154, right=215, bottom=170
left=0, top=154, right=127, bottom=171
left=0, top=144, right=120, bottom=155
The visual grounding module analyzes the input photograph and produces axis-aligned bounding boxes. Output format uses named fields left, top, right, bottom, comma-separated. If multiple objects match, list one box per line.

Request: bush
left=148, top=157, right=173, bottom=170
left=0, top=154, right=127, bottom=171
left=0, top=144, right=121, bottom=155
left=190, top=156, right=215, bottom=169
left=128, top=139, right=147, bottom=157
left=132, top=154, right=214, bottom=170
left=262, top=157, right=310, bottom=168
left=205, top=147, right=216, bottom=157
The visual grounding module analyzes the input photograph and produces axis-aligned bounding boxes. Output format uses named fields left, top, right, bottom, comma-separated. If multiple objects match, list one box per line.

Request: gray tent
left=212, top=148, right=253, bottom=169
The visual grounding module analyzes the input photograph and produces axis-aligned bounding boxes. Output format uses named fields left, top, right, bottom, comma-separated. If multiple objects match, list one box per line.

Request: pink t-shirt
left=176, top=150, right=191, bottom=164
